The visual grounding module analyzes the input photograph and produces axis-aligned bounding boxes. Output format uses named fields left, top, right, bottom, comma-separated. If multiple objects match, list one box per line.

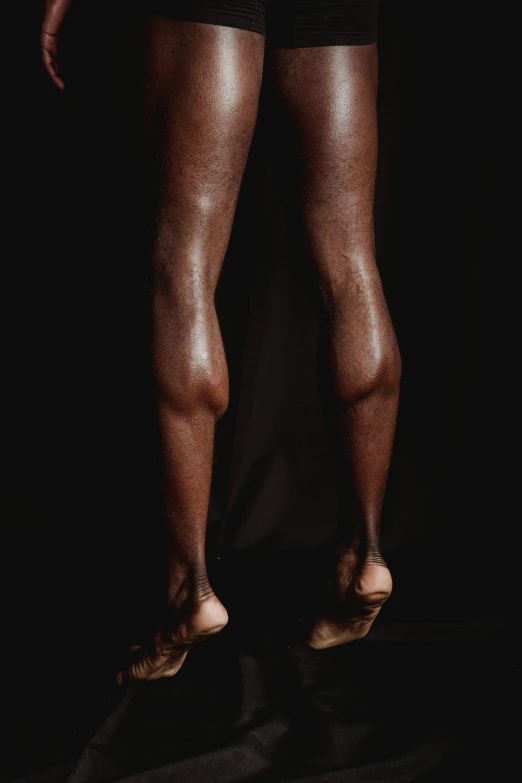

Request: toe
left=117, top=646, right=189, bottom=682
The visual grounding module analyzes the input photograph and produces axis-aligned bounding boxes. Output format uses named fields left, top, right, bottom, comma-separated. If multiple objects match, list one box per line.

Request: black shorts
left=150, top=0, right=380, bottom=48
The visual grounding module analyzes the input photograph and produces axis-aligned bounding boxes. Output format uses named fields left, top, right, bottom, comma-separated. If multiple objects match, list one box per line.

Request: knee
left=153, top=303, right=229, bottom=420
left=153, top=274, right=228, bottom=419
left=334, top=338, right=401, bottom=407
left=188, top=369, right=230, bottom=420
left=156, top=361, right=229, bottom=421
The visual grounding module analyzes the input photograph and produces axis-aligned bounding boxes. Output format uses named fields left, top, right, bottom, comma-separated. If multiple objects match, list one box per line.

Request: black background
left=2, top=1, right=517, bottom=781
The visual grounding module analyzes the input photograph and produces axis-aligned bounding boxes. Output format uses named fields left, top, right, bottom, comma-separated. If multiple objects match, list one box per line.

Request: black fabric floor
left=5, top=581, right=517, bottom=783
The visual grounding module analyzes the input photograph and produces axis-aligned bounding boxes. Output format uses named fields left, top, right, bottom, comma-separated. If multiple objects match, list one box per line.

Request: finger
left=41, top=51, right=64, bottom=90
left=42, top=54, right=65, bottom=90
left=41, top=33, right=64, bottom=90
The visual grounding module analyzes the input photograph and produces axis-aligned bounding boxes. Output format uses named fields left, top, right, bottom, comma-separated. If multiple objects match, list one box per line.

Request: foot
left=307, top=543, right=392, bottom=650
left=117, top=588, right=228, bottom=683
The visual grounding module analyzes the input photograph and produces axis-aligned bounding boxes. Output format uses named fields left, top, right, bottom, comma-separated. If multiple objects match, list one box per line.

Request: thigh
left=269, top=43, right=399, bottom=393
left=270, top=44, right=379, bottom=284
left=146, top=16, right=265, bottom=286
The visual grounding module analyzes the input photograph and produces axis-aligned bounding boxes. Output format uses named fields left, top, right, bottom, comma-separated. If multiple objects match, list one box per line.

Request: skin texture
left=270, top=47, right=399, bottom=648
left=41, top=6, right=400, bottom=678
left=117, top=18, right=265, bottom=682
left=41, top=0, right=73, bottom=90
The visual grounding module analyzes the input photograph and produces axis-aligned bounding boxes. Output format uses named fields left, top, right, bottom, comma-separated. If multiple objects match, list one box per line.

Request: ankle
left=362, top=540, right=386, bottom=566
left=346, top=533, right=386, bottom=566
left=167, top=562, right=213, bottom=608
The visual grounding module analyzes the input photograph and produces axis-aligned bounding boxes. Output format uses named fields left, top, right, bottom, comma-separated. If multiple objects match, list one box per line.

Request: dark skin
left=42, top=1, right=400, bottom=680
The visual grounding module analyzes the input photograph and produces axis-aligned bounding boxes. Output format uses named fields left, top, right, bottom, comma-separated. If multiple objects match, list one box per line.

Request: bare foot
left=307, top=543, right=392, bottom=650
left=117, top=590, right=228, bottom=683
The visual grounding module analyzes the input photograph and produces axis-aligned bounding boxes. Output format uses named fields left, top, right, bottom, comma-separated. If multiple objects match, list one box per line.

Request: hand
left=41, top=0, right=74, bottom=90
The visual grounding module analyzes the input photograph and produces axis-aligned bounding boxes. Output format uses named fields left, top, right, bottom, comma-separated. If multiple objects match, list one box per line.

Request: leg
left=119, top=17, right=264, bottom=681
left=271, top=44, right=401, bottom=648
